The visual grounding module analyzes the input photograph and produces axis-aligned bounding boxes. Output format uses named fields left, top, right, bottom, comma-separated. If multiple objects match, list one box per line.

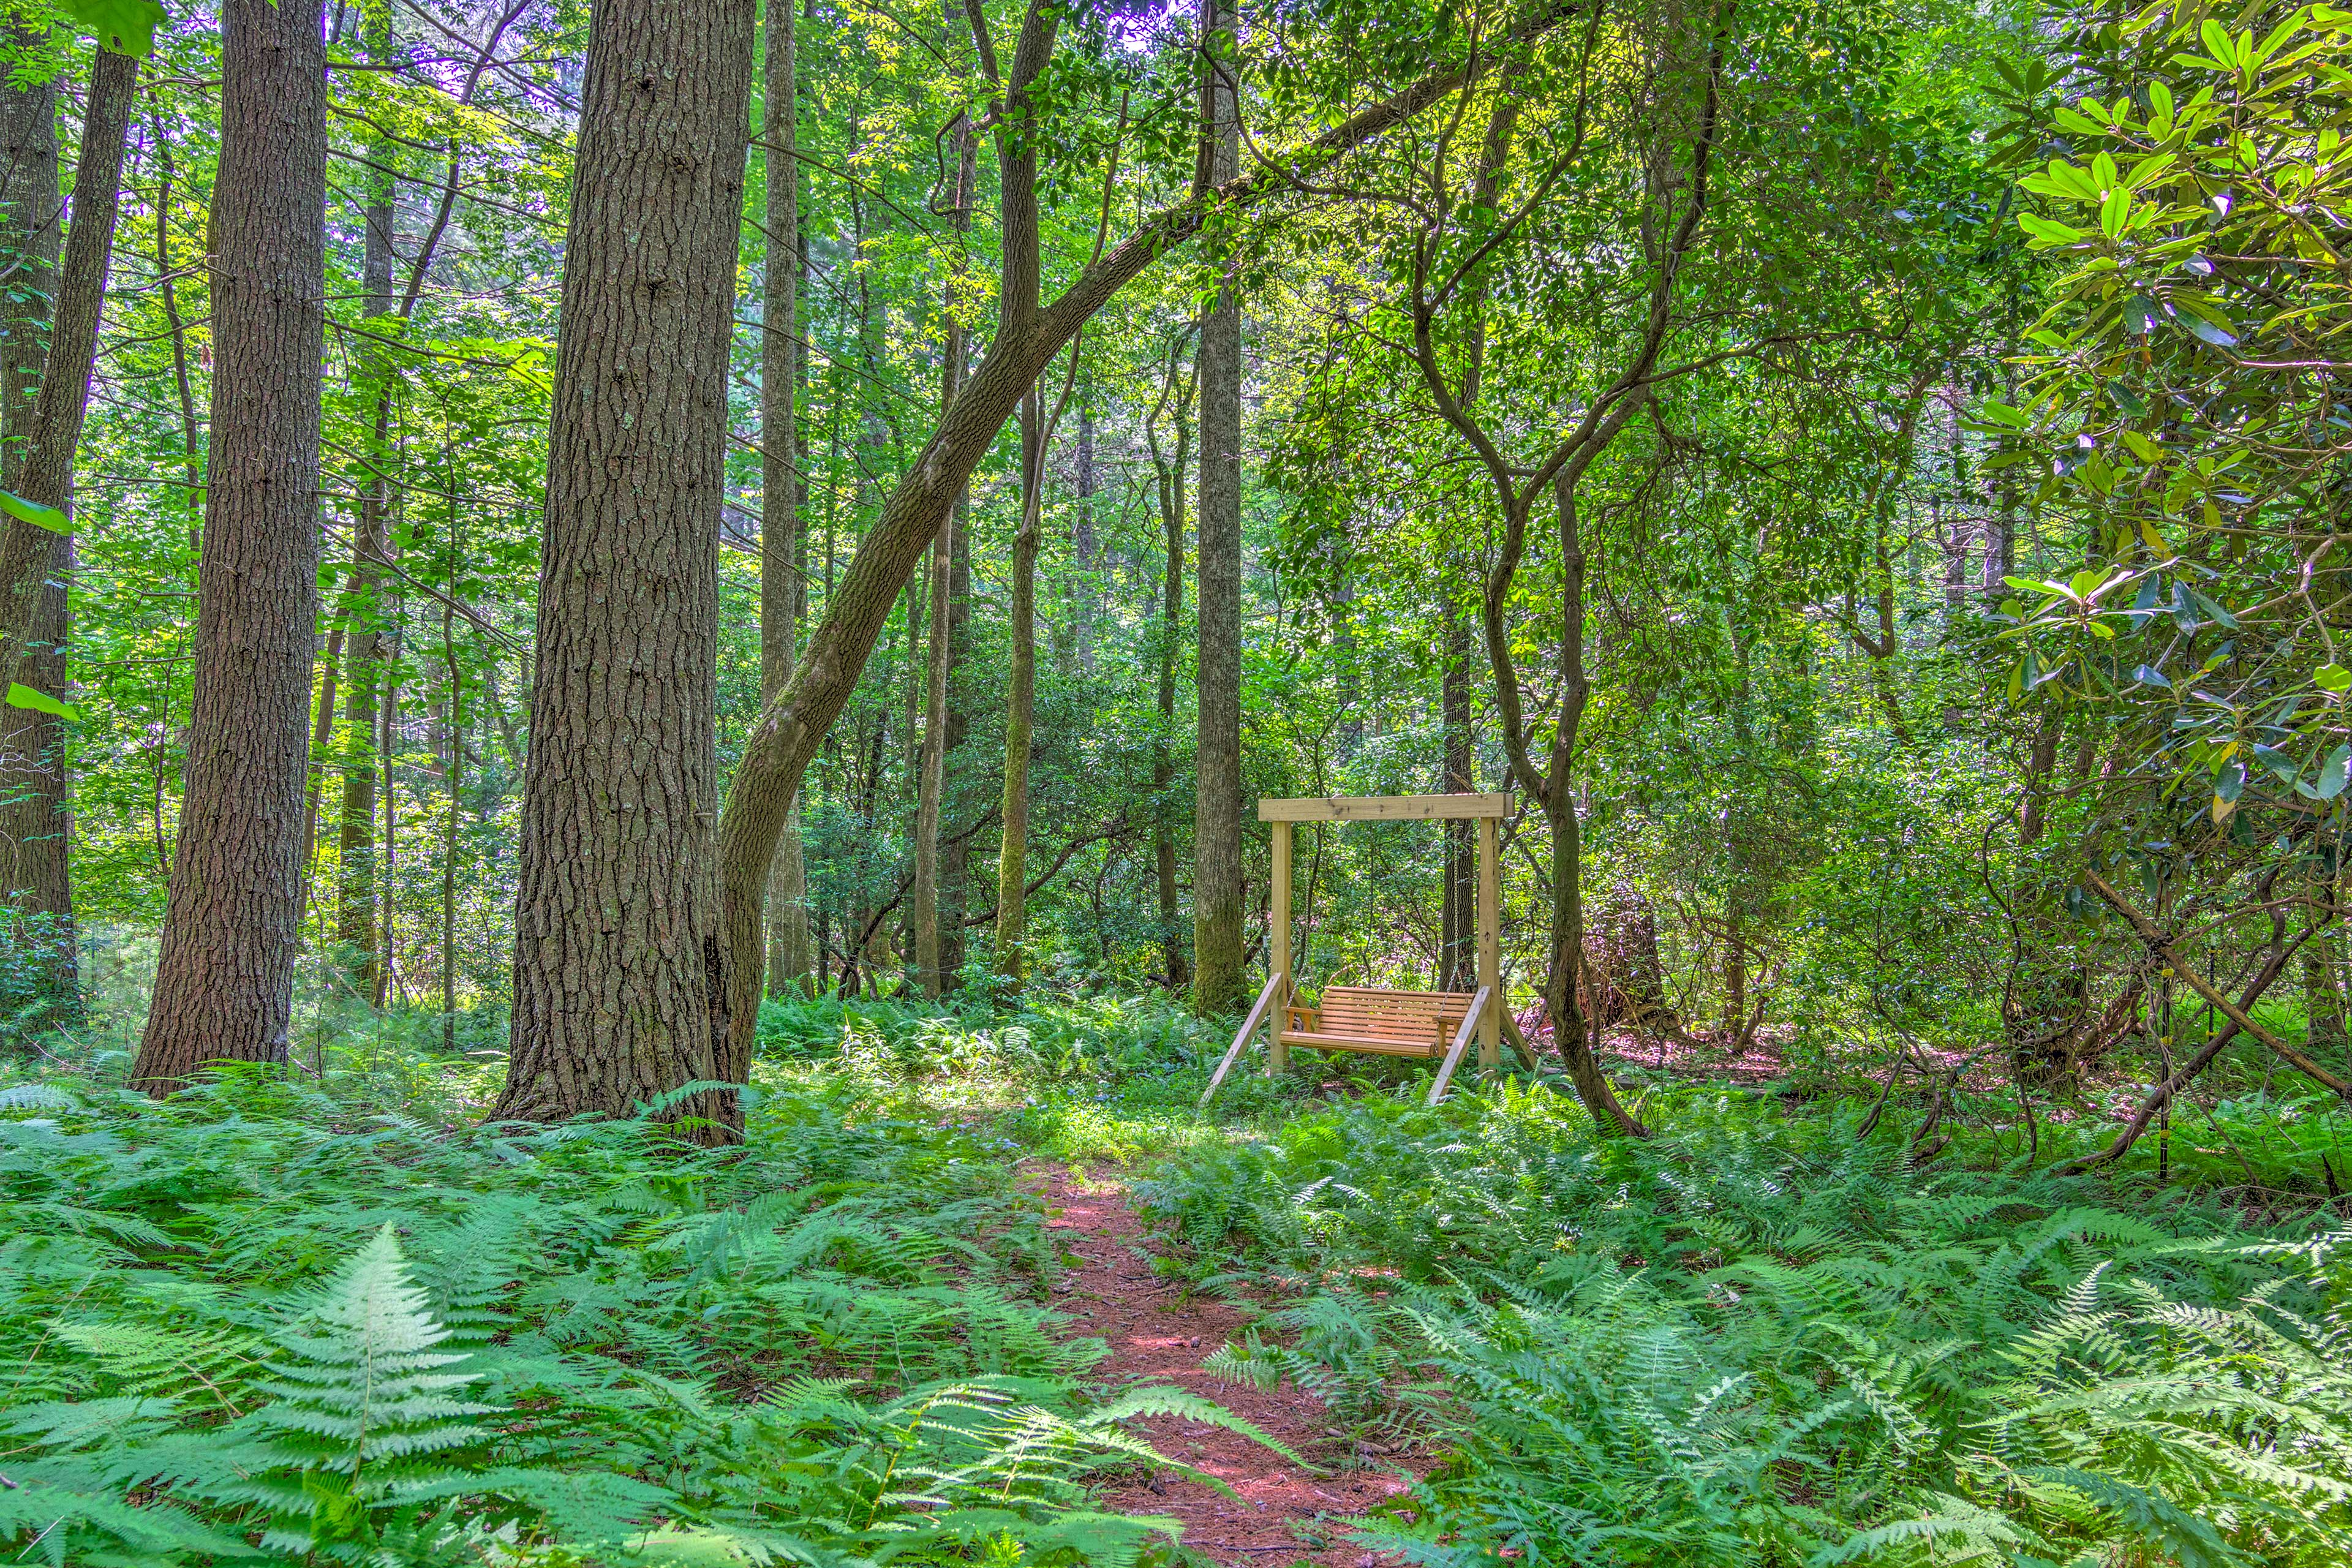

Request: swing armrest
left=1284, top=1005, right=1320, bottom=1035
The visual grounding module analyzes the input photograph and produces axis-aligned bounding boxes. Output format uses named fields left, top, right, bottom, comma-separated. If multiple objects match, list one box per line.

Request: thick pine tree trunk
left=130, top=0, right=328, bottom=1093
left=497, top=0, right=755, bottom=1127
left=1189, top=0, right=1246, bottom=1016
left=760, top=0, right=813, bottom=1000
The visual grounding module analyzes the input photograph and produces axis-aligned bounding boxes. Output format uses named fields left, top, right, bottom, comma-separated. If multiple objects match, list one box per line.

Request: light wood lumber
left=1427, top=986, right=1491, bottom=1104
left=1477, top=813, right=1501, bottom=1072
left=1199, top=970, right=1283, bottom=1107
left=1257, top=793, right=1510, bottom=823
left=1270, top=820, right=1291, bottom=1075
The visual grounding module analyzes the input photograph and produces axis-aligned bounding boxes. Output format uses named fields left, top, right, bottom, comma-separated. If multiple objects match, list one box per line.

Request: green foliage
left=1142, top=1084, right=2352, bottom=1565
left=0, top=1052, right=1283, bottom=1566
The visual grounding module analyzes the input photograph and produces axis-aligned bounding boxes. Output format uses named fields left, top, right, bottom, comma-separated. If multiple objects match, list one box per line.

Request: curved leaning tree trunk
left=131, top=0, right=328, bottom=1093
left=705, top=1, right=1581, bottom=1112
left=495, top=0, right=756, bottom=1128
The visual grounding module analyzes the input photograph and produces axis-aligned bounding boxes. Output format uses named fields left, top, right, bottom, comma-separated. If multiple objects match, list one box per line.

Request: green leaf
left=0, top=489, right=68, bottom=534
left=5, top=682, right=78, bottom=721
left=2316, top=663, right=2352, bottom=694
left=2018, top=213, right=2084, bottom=247
left=2183, top=314, right=2239, bottom=347
left=2319, top=743, right=2351, bottom=800
left=2187, top=587, right=2239, bottom=629
left=61, top=0, right=167, bottom=58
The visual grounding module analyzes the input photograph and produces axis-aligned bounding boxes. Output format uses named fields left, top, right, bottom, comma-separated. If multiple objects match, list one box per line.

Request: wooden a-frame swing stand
left=1200, top=793, right=1523, bottom=1107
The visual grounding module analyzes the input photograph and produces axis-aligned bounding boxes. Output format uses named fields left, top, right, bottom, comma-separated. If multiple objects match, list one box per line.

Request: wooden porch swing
left=1200, top=793, right=1527, bottom=1106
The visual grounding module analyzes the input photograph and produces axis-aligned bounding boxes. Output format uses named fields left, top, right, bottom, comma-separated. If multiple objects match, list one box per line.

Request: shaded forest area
left=3, top=0, right=2351, bottom=1563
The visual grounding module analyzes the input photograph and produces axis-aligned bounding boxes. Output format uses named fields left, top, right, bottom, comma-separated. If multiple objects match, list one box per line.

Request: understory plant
left=0, top=1058, right=1274, bottom=1566
left=1144, top=1082, right=2352, bottom=1566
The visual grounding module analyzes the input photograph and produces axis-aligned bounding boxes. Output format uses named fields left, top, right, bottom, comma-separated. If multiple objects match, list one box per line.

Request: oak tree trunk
left=1189, top=0, right=1246, bottom=1016
left=497, top=0, right=755, bottom=1128
left=131, top=0, right=329, bottom=1093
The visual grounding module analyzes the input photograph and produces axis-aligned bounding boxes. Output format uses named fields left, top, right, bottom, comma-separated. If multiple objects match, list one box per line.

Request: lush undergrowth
left=9, top=993, right=2351, bottom=1567
left=1141, top=1085, right=2352, bottom=1567
left=0, top=1041, right=1265, bottom=1567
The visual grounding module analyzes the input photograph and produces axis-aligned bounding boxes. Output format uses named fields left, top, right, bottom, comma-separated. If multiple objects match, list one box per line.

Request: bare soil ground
left=1035, top=1167, right=1416, bottom=1568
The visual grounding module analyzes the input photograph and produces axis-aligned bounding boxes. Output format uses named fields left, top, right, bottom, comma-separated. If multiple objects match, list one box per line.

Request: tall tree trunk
left=913, top=120, right=975, bottom=998
left=496, top=0, right=755, bottom=1128
left=1190, top=0, right=1246, bottom=1016
left=760, top=0, right=813, bottom=998
left=0, top=42, right=59, bottom=971
left=939, top=502, right=972, bottom=976
left=1149, top=341, right=1193, bottom=990
left=441, top=601, right=460, bottom=1050
left=0, top=44, right=136, bottom=995
left=337, top=12, right=398, bottom=990
left=377, top=645, right=401, bottom=1009
left=1441, top=580, right=1474, bottom=990
left=131, top=0, right=328, bottom=1093
left=995, top=382, right=1044, bottom=985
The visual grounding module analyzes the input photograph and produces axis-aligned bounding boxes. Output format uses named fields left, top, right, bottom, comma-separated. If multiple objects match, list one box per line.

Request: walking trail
left=1035, top=1167, right=1418, bottom=1568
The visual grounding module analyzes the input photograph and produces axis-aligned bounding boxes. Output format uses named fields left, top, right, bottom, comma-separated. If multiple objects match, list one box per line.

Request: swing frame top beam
left=1258, top=793, right=1512, bottom=823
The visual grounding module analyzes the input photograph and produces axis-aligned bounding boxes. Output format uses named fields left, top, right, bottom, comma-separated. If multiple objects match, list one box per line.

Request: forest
left=1, top=0, right=2350, bottom=1562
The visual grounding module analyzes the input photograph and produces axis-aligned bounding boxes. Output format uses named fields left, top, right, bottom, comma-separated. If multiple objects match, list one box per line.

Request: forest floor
left=1034, top=1166, right=1417, bottom=1568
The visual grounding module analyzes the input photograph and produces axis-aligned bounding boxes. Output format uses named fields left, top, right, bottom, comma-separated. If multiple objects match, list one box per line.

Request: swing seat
left=1280, top=986, right=1477, bottom=1057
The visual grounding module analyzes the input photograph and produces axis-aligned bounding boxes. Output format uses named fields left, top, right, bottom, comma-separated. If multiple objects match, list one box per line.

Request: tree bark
left=0, top=41, right=59, bottom=965
left=497, top=0, right=755, bottom=1126
left=995, top=381, right=1045, bottom=985
left=1148, top=336, right=1193, bottom=989
left=1440, top=578, right=1474, bottom=990
left=708, top=0, right=1573, bottom=1094
left=760, top=0, right=813, bottom=998
left=1539, top=473, right=1646, bottom=1134
left=131, top=0, right=328, bottom=1093
left=0, top=44, right=136, bottom=987
left=913, top=115, right=974, bottom=998
left=336, top=9, right=398, bottom=991
left=940, top=498, right=973, bottom=978
left=1190, top=0, right=1246, bottom=1016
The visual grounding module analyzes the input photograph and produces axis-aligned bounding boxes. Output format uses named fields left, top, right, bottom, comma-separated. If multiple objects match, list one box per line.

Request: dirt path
left=1036, top=1167, right=1417, bottom=1568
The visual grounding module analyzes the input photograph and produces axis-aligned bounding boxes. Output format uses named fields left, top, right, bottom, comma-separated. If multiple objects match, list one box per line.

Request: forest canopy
left=1, top=0, right=2350, bottom=1562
